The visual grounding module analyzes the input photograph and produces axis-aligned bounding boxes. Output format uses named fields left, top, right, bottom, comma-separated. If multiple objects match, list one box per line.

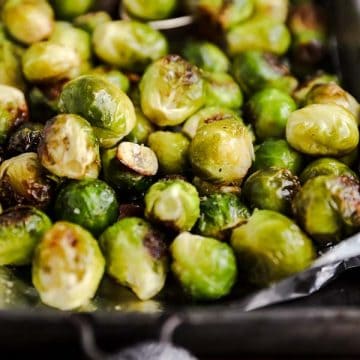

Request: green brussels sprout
left=50, top=0, right=95, bottom=20
left=3, top=0, right=54, bottom=45
left=0, top=206, right=51, bottom=266
left=189, top=119, right=254, bottom=185
left=123, top=0, right=177, bottom=20
left=0, top=85, right=28, bottom=145
left=286, top=104, right=359, bottom=157
left=182, top=41, right=230, bottom=73
left=145, top=178, right=200, bottom=232
left=22, top=42, right=81, bottom=84
left=227, top=19, right=291, bottom=56
left=38, top=114, right=100, bottom=180
left=58, top=75, right=136, bottom=148
left=299, top=158, right=358, bottom=184
left=125, top=108, right=155, bottom=144
left=148, top=131, right=190, bottom=175
left=170, top=232, right=237, bottom=300
left=232, top=51, right=298, bottom=95
left=195, top=193, right=249, bottom=240
left=243, top=167, right=300, bottom=214
left=93, top=20, right=168, bottom=72
left=192, top=176, right=241, bottom=196
left=252, top=139, right=304, bottom=175
left=87, top=66, right=130, bottom=93
left=231, top=210, right=315, bottom=286
left=253, top=0, right=289, bottom=22
left=203, top=72, right=243, bottom=109
left=99, top=217, right=167, bottom=300
left=140, top=55, right=205, bottom=127
left=246, top=88, right=297, bottom=141
left=54, top=179, right=118, bottom=236
left=0, top=153, right=55, bottom=209
left=74, top=11, right=111, bottom=34
left=32, top=221, right=105, bottom=310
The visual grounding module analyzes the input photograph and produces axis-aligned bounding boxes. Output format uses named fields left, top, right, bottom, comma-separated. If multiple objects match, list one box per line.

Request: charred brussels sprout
left=170, top=232, right=237, bottom=300
left=38, top=114, right=100, bottom=180
left=93, top=20, right=168, bottom=72
left=74, top=11, right=111, bottom=34
left=243, top=167, right=300, bottom=214
left=140, top=55, right=205, bottom=127
left=58, top=75, right=136, bottom=148
left=32, top=221, right=104, bottom=310
left=99, top=217, right=167, bottom=300
left=123, top=0, right=177, bottom=20
left=253, top=0, right=289, bottom=22
left=231, top=210, right=315, bottom=286
left=50, top=0, right=95, bottom=20
left=195, top=193, right=249, bottom=240
left=54, top=179, right=118, bottom=236
left=125, top=108, right=155, bottom=144
left=286, top=104, right=359, bottom=157
left=145, top=179, right=200, bottom=232
left=0, top=206, right=51, bottom=265
left=192, top=176, right=241, bottom=196
left=87, top=66, right=130, bottom=93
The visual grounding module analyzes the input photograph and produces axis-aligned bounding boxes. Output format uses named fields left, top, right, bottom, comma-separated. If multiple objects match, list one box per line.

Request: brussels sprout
left=252, top=139, right=304, bottom=175
left=0, top=206, right=51, bottom=266
left=38, top=114, right=100, bottom=180
left=123, top=0, right=177, bottom=20
left=182, top=41, right=230, bottom=73
left=93, top=20, right=168, bottom=72
left=299, top=158, right=358, bottom=184
left=170, top=232, right=237, bottom=300
left=203, top=72, right=243, bottom=109
left=74, top=11, right=111, bottom=34
left=58, top=75, right=136, bottom=148
left=195, top=193, right=249, bottom=240
left=87, top=66, right=130, bottom=93
left=231, top=210, right=315, bottom=286
left=243, top=167, right=300, bottom=214
left=246, top=88, right=297, bottom=141
left=22, top=42, right=81, bottom=84
left=140, top=55, right=205, bottom=127
left=3, top=0, right=54, bottom=45
left=125, top=108, right=155, bottom=144
left=0, top=153, right=54, bottom=209
left=148, top=131, right=190, bottom=175
left=32, top=221, right=104, bottom=310
left=99, top=217, right=167, bottom=300
left=54, top=179, right=118, bottom=236
left=253, top=0, right=289, bottom=22
left=232, top=51, right=298, bottom=95
left=50, top=0, right=95, bottom=19
left=145, top=179, right=200, bottom=232
left=189, top=119, right=254, bottom=185
left=0, top=85, right=28, bottom=145
left=192, top=176, right=241, bottom=196
left=286, top=104, right=359, bottom=157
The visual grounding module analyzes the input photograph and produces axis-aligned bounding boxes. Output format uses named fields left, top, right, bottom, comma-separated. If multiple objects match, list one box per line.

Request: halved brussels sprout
left=74, top=11, right=111, bottom=34
left=192, top=176, right=241, bottom=196
left=58, top=75, right=136, bottom=148
left=93, top=20, right=168, bottom=72
left=32, top=221, right=105, bottom=310
left=170, top=232, right=237, bottom=300
left=145, top=178, right=200, bottom=232
left=195, top=193, right=249, bottom=240
left=125, top=108, right=155, bottom=144
left=99, top=217, right=167, bottom=300
left=38, top=114, right=100, bottom=180
left=123, top=0, right=177, bottom=20
left=286, top=104, right=359, bottom=157
left=55, top=179, right=118, bottom=236
left=87, top=66, right=130, bottom=93
left=50, top=0, right=95, bottom=19
left=140, top=55, right=205, bottom=127
left=231, top=209, right=316, bottom=286
left=253, top=0, right=289, bottom=22
left=0, top=206, right=51, bottom=265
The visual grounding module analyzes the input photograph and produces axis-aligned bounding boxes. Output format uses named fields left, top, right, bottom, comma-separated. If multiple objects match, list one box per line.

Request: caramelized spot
left=143, top=229, right=167, bottom=260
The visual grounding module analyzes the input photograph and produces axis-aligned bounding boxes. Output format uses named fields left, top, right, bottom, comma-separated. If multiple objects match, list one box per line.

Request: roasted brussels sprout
left=148, top=131, right=190, bottom=175
left=231, top=210, right=316, bottom=286
left=58, top=75, right=136, bottom=148
left=140, top=55, right=205, bottom=127
left=32, top=221, right=105, bottom=310
left=145, top=178, right=200, bottom=232
left=192, top=176, right=241, bottom=196
left=99, top=217, right=167, bottom=300
left=50, top=0, right=95, bottom=20
left=54, top=179, right=118, bottom=236
left=87, top=66, right=130, bottom=93
left=286, top=104, right=359, bottom=157
left=243, top=167, right=300, bottom=214
left=3, top=0, right=54, bottom=45
left=246, top=88, right=297, bottom=141
left=0, top=206, right=51, bottom=265
left=0, top=153, right=54, bottom=209
left=74, top=11, right=111, bottom=34
left=93, top=20, right=168, bottom=72
left=123, top=0, right=177, bottom=20
left=189, top=119, right=254, bottom=185
left=253, top=0, right=289, bottom=22
left=125, top=108, right=155, bottom=144
left=195, top=193, right=249, bottom=240
left=170, top=232, right=237, bottom=300
left=38, top=114, right=100, bottom=180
